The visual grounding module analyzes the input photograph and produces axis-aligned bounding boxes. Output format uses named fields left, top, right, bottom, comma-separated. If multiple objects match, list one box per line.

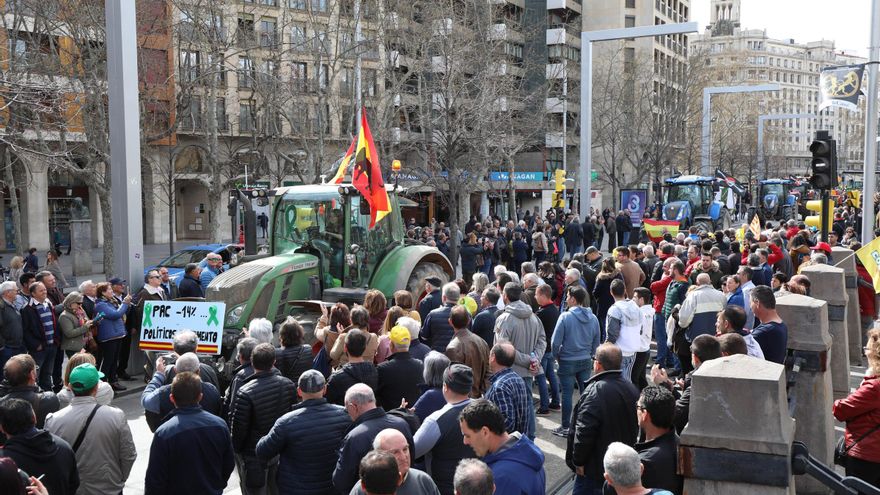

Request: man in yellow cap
left=445, top=305, right=490, bottom=398
left=375, top=326, right=425, bottom=410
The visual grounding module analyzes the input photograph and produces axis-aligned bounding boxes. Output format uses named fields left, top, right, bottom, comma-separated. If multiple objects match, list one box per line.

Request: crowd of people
left=0, top=203, right=879, bottom=494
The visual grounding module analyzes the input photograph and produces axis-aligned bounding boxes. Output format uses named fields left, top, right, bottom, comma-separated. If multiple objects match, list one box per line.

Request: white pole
left=562, top=70, right=567, bottom=206
left=354, top=0, right=362, bottom=128
left=702, top=88, right=712, bottom=176
left=861, top=0, right=880, bottom=243
left=579, top=40, right=592, bottom=220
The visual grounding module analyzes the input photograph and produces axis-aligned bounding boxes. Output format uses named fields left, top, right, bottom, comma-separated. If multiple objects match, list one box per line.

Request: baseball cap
left=443, top=364, right=474, bottom=395
left=108, top=277, right=126, bottom=285
left=297, top=369, right=326, bottom=394
left=425, top=276, right=442, bottom=288
left=69, top=363, right=104, bottom=393
left=459, top=296, right=477, bottom=316
left=811, top=242, right=832, bottom=254
left=389, top=326, right=411, bottom=346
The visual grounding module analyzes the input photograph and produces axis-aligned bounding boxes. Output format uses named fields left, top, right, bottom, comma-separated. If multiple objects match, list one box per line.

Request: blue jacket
left=472, top=307, right=497, bottom=347
left=94, top=299, right=129, bottom=342
left=421, top=303, right=456, bottom=352
left=332, top=407, right=414, bottom=495
left=483, top=433, right=545, bottom=495
left=551, top=306, right=601, bottom=361
left=142, top=371, right=222, bottom=432
left=145, top=406, right=234, bottom=495
left=256, top=398, right=351, bottom=495
left=418, top=290, right=441, bottom=321
left=727, top=286, right=744, bottom=308
left=200, top=266, right=220, bottom=291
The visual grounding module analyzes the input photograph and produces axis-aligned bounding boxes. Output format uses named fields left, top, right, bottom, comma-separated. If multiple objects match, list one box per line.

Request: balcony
left=546, top=0, right=581, bottom=14
left=546, top=26, right=580, bottom=47
left=545, top=131, right=578, bottom=148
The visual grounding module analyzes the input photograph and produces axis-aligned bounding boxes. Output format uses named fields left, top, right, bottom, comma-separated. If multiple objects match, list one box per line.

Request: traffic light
left=554, top=168, right=566, bottom=193
left=552, top=191, right=565, bottom=209
left=804, top=199, right=833, bottom=232
left=808, top=131, right=837, bottom=190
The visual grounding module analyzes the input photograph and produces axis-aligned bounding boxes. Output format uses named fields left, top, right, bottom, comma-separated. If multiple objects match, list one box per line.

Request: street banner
left=643, top=219, right=680, bottom=242
left=819, top=64, right=865, bottom=112
left=620, top=190, right=647, bottom=228
left=139, top=301, right=226, bottom=354
left=855, top=238, right=880, bottom=293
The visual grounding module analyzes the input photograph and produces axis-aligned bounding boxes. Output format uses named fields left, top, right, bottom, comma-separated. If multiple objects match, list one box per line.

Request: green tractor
left=202, top=184, right=453, bottom=379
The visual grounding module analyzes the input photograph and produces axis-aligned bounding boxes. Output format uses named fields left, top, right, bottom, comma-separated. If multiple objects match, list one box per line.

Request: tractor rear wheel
left=407, top=262, right=450, bottom=302
left=782, top=205, right=795, bottom=223
left=693, top=220, right=713, bottom=234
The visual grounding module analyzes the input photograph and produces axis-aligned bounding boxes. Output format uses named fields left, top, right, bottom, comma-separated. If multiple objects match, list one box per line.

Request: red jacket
left=740, top=243, right=783, bottom=266
left=650, top=275, right=672, bottom=313
left=833, top=376, right=880, bottom=463
left=856, top=264, right=876, bottom=318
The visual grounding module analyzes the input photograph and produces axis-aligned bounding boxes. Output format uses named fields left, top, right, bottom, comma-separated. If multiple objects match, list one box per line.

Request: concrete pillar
left=679, top=354, right=795, bottom=494
left=775, top=293, right=834, bottom=495
left=19, top=160, right=50, bottom=251
left=800, top=264, right=850, bottom=400
left=832, top=246, right=863, bottom=365
left=70, top=220, right=92, bottom=275
left=88, top=188, right=103, bottom=248
left=480, top=192, right=489, bottom=220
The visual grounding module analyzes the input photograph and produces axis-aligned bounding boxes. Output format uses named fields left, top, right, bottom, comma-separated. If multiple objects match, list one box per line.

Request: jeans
left=557, top=359, right=592, bottom=429
left=622, top=231, right=631, bottom=246
left=654, top=313, right=671, bottom=366
left=573, top=473, right=603, bottom=495
left=536, top=354, right=560, bottom=410
left=520, top=376, right=536, bottom=440
left=620, top=353, right=636, bottom=384
left=32, top=344, right=58, bottom=391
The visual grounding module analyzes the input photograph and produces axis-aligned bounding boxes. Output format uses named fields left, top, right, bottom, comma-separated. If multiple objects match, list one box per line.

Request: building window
left=624, top=15, right=636, bottom=28
left=238, top=56, right=255, bottom=88
left=545, top=149, right=562, bottom=171
left=291, top=61, right=308, bottom=92
left=505, top=42, right=523, bottom=66
left=364, top=68, right=377, bottom=97
left=291, top=24, right=307, bottom=49
left=340, top=66, right=354, bottom=96
left=319, top=64, right=329, bottom=91
left=259, top=18, right=277, bottom=47
left=313, top=0, right=327, bottom=12
left=240, top=100, right=256, bottom=132
left=237, top=15, right=255, bottom=47
left=207, top=53, right=226, bottom=87
left=216, top=98, right=228, bottom=130
left=179, top=49, right=200, bottom=83
left=289, top=0, right=306, bottom=9
left=625, top=0, right=635, bottom=8
left=181, top=95, right=202, bottom=130
left=260, top=0, right=277, bottom=5
left=259, top=60, right=276, bottom=86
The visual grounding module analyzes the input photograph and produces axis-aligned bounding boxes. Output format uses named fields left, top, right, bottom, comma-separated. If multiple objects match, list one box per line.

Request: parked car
left=145, top=243, right=244, bottom=282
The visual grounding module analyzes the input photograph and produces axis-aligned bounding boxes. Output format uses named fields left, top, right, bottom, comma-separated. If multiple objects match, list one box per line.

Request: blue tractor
left=661, top=175, right=732, bottom=233
left=747, top=179, right=797, bottom=225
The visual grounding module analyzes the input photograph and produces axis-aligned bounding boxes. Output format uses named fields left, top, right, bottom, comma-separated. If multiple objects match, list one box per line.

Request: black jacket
left=566, top=370, right=639, bottom=480
left=81, top=296, right=97, bottom=319
left=275, top=345, right=313, bottom=390
left=564, top=221, right=583, bottom=246
left=222, top=363, right=254, bottom=423
left=472, top=307, right=498, bottom=347
left=422, top=303, right=456, bottom=352
left=0, top=429, right=79, bottom=495
left=255, top=398, right=352, bottom=495
left=0, top=382, right=60, bottom=428
left=230, top=369, right=295, bottom=455
left=536, top=303, right=560, bottom=354
left=637, top=430, right=683, bottom=495
left=177, top=274, right=205, bottom=298
left=376, top=352, right=424, bottom=410
left=582, top=221, right=596, bottom=247
left=20, top=301, right=59, bottom=353
left=326, top=362, right=378, bottom=406
left=0, top=298, right=24, bottom=348
left=418, top=289, right=442, bottom=321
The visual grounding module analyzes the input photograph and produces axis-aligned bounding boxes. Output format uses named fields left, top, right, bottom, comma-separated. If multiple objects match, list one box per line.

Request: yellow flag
left=855, top=236, right=880, bottom=293
left=749, top=215, right=761, bottom=238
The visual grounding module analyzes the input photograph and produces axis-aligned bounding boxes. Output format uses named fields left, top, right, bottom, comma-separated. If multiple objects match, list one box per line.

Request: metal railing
left=791, top=442, right=880, bottom=495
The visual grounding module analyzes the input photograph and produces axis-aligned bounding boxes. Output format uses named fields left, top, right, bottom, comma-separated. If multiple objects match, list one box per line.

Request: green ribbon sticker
left=143, top=303, right=153, bottom=328
left=207, top=305, right=220, bottom=326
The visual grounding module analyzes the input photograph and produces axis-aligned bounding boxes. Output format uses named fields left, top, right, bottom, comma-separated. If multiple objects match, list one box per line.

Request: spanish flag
left=329, top=136, right=357, bottom=184
left=352, top=112, right=391, bottom=228
left=643, top=219, right=680, bottom=243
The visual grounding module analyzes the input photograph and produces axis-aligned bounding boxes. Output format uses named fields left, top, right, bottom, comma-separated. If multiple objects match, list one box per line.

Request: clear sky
left=690, top=0, right=874, bottom=57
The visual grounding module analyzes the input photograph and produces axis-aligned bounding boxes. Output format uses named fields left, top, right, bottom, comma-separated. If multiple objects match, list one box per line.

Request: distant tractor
left=661, top=175, right=732, bottom=233
left=748, top=179, right=798, bottom=225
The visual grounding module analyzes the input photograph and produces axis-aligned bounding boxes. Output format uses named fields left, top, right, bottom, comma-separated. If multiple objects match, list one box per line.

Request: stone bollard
left=679, top=354, right=795, bottom=494
left=832, top=246, right=863, bottom=366
left=776, top=293, right=834, bottom=495
left=800, top=264, right=850, bottom=400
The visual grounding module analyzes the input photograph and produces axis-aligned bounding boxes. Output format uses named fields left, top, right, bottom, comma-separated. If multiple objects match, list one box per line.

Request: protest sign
left=139, top=301, right=226, bottom=354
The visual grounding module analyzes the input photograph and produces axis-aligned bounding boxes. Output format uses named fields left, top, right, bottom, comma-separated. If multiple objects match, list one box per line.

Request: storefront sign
left=620, top=189, right=648, bottom=228
left=489, top=171, right=545, bottom=182
left=139, top=301, right=226, bottom=354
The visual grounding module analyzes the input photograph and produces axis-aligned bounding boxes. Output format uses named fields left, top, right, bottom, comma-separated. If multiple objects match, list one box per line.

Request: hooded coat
left=493, top=300, right=546, bottom=376
left=483, top=432, right=546, bottom=495
left=0, top=428, right=79, bottom=495
left=606, top=299, right=644, bottom=355
left=550, top=306, right=600, bottom=362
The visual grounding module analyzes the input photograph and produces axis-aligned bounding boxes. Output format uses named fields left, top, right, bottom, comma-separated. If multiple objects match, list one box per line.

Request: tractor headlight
left=227, top=304, right=246, bottom=326
left=676, top=208, right=686, bottom=221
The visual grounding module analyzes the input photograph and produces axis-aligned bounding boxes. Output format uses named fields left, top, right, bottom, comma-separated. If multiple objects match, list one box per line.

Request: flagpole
left=861, top=0, right=880, bottom=243
left=354, top=0, right=363, bottom=134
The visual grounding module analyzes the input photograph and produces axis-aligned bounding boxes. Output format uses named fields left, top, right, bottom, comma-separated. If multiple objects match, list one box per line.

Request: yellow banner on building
left=855, top=237, right=880, bottom=293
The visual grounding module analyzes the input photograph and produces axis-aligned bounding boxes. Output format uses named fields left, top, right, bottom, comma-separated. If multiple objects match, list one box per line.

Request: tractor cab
left=272, top=184, right=402, bottom=293
left=755, top=179, right=797, bottom=222
left=663, top=176, right=715, bottom=222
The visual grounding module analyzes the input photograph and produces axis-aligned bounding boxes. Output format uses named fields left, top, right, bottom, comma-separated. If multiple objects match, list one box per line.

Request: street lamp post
left=861, top=0, right=880, bottom=244
left=579, top=22, right=698, bottom=220
left=757, top=113, right=813, bottom=179
left=701, top=84, right=780, bottom=176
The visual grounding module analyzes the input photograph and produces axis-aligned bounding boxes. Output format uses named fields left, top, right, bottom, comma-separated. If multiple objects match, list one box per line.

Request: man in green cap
left=45, top=363, right=137, bottom=494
